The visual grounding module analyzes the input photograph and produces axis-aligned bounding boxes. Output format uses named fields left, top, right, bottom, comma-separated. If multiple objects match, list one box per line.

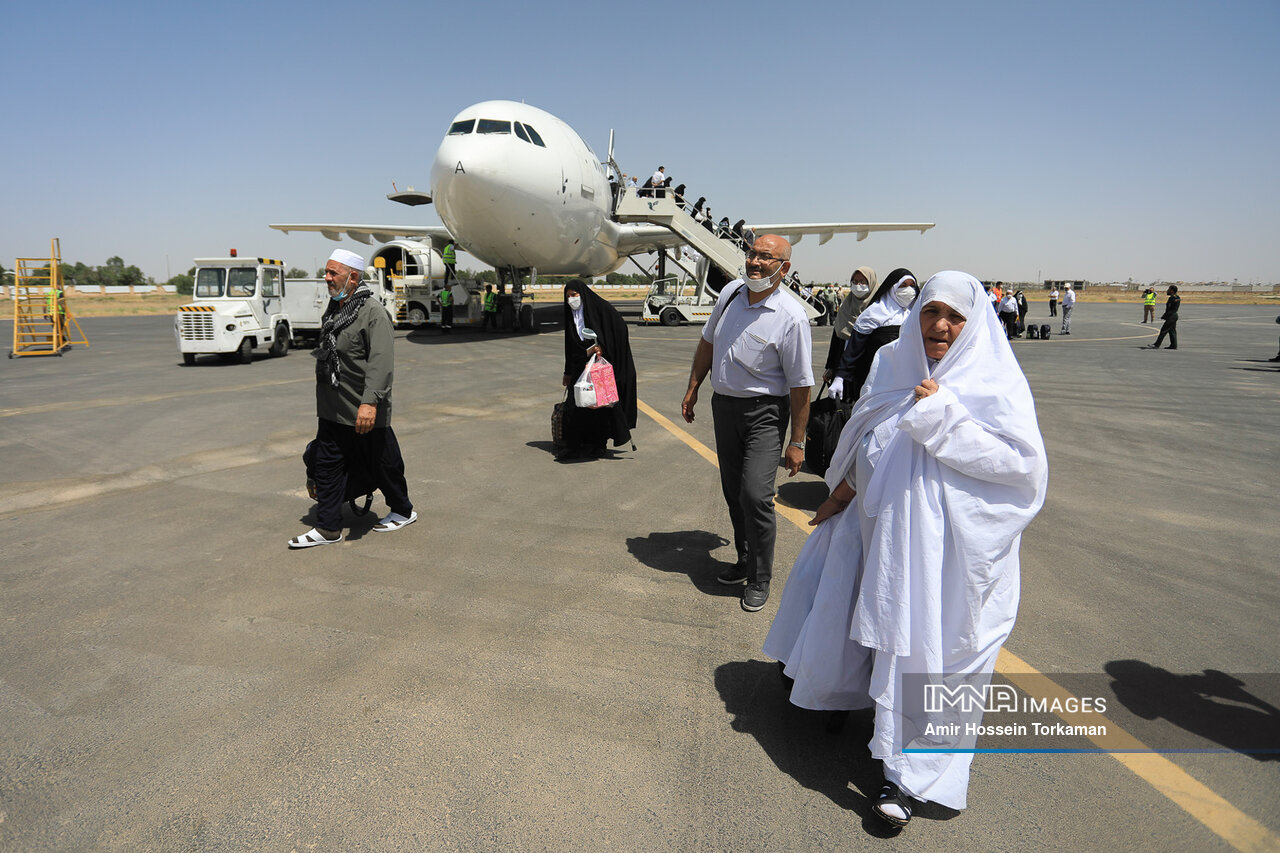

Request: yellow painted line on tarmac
left=0, top=377, right=310, bottom=418
left=638, top=396, right=1280, bottom=853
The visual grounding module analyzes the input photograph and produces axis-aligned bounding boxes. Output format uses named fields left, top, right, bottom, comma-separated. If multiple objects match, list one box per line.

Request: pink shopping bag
left=588, top=356, right=619, bottom=408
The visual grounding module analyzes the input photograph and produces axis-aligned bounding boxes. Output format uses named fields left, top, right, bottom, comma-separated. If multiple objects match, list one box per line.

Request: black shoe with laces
left=741, top=581, right=770, bottom=612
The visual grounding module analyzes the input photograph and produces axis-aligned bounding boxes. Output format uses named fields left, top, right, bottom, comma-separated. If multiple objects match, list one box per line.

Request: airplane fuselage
left=430, top=101, right=624, bottom=276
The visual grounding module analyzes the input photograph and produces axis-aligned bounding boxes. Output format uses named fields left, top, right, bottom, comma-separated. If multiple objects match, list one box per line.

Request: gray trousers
left=711, top=392, right=789, bottom=585
left=1060, top=304, right=1073, bottom=333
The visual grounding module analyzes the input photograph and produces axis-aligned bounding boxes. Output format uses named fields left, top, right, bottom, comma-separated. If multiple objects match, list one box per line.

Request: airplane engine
left=371, top=240, right=443, bottom=282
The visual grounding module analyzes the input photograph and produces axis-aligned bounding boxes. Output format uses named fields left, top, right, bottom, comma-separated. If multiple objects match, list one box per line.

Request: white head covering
left=832, top=266, right=878, bottom=339
left=824, top=271, right=1048, bottom=657
left=852, top=274, right=915, bottom=334
left=328, top=248, right=366, bottom=271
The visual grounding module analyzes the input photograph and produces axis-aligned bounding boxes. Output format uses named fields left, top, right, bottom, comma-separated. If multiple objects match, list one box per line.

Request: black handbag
left=551, top=389, right=569, bottom=448
left=303, top=439, right=374, bottom=516
left=805, top=381, right=852, bottom=477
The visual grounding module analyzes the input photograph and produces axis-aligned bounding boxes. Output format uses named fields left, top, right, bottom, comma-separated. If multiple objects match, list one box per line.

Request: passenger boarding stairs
left=613, top=189, right=823, bottom=321
left=9, top=238, right=88, bottom=358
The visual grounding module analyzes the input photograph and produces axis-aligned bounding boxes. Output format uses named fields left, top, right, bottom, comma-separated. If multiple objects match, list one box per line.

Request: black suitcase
left=1040, top=324, right=1051, bottom=340
left=303, top=440, right=375, bottom=516
left=805, top=382, right=852, bottom=477
left=1026, top=325, right=1039, bottom=339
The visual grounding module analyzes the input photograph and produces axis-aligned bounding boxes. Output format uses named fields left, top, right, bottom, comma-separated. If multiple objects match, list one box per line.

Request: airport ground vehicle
left=175, top=256, right=310, bottom=364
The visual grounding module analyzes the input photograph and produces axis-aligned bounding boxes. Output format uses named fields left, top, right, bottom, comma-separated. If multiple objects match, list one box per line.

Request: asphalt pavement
left=1, top=300, right=1277, bottom=851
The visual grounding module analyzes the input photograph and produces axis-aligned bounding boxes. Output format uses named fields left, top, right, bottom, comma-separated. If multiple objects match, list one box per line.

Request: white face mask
left=567, top=296, right=582, bottom=310
left=740, top=266, right=779, bottom=293
left=892, top=285, right=918, bottom=308
left=850, top=282, right=871, bottom=298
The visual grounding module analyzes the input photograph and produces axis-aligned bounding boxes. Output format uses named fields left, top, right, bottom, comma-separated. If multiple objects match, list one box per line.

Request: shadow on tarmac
left=1105, top=661, right=1280, bottom=760
left=625, top=530, right=742, bottom=597
left=777, top=479, right=829, bottom=513
left=713, top=659, right=960, bottom=836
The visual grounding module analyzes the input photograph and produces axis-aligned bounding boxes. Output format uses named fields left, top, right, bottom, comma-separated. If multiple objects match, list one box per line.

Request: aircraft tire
left=660, top=307, right=681, bottom=327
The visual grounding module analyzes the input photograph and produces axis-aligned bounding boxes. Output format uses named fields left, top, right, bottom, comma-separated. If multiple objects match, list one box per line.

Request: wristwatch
left=789, top=441, right=806, bottom=450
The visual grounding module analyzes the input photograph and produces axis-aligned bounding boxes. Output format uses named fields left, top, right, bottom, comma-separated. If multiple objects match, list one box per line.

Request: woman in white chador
left=764, top=271, right=1048, bottom=829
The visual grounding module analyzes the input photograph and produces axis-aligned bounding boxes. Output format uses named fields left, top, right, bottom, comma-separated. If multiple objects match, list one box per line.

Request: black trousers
left=1049, top=300, right=1057, bottom=316
left=313, top=418, right=412, bottom=530
left=712, top=393, right=788, bottom=585
left=1153, top=318, right=1178, bottom=348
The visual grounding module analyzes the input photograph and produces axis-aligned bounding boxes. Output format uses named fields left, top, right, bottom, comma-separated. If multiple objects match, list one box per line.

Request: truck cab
left=176, top=257, right=292, bottom=364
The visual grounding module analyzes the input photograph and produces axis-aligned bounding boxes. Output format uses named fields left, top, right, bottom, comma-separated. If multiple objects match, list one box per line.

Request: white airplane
left=271, top=100, right=933, bottom=323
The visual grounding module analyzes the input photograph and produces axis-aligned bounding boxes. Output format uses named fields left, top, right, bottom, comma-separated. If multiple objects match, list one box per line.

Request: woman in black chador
left=559, top=280, right=637, bottom=460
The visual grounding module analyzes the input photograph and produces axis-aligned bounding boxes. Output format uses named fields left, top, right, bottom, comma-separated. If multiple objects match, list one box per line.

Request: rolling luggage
left=1040, top=324, right=1051, bottom=340
left=1026, top=325, right=1039, bottom=339
left=805, top=382, right=852, bottom=477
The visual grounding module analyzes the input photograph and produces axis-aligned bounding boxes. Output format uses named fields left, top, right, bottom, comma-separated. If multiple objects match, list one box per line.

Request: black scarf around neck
left=314, top=288, right=374, bottom=388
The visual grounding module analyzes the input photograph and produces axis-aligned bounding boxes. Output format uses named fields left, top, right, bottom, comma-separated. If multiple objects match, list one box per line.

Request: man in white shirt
left=682, top=235, right=814, bottom=612
left=1049, top=285, right=1059, bottom=317
left=1060, top=284, right=1077, bottom=334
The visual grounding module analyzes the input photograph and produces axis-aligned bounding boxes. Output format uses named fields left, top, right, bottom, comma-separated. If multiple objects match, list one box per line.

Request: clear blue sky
left=3, top=0, right=1277, bottom=285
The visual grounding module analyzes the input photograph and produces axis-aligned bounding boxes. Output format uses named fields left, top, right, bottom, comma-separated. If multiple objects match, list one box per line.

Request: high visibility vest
left=439, top=287, right=453, bottom=307
left=1143, top=292, right=1157, bottom=306
left=442, top=244, right=456, bottom=264
left=47, top=288, right=65, bottom=314
left=483, top=292, right=496, bottom=312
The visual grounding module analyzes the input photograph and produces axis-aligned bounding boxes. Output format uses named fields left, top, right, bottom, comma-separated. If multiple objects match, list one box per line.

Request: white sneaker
left=373, top=510, right=418, bottom=533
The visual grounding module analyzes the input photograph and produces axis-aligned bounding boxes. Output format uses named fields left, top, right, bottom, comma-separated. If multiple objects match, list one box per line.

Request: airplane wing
left=613, top=221, right=934, bottom=257
left=269, top=223, right=455, bottom=253
left=746, top=222, right=935, bottom=245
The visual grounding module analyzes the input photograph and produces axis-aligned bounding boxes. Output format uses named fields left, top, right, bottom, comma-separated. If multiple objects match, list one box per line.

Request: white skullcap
left=328, top=248, right=366, bottom=271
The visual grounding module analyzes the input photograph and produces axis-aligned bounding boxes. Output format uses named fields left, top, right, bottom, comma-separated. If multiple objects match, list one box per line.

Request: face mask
left=850, top=283, right=871, bottom=298
left=892, top=285, right=918, bottom=308
left=330, top=290, right=348, bottom=302
left=567, top=296, right=582, bottom=310
left=740, top=266, right=778, bottom=293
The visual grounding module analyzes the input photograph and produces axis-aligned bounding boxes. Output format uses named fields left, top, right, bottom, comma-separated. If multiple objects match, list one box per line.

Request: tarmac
left=1, top=300, right=1277, bottom=851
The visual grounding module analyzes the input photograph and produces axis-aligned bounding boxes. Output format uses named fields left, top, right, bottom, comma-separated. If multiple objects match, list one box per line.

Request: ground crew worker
left=439, top=283, right=454, bottom=333
left=482, top=284, right=498, bottom=331
left=46, top=283, right=67, bottom=342
left=442, top=240, right=457, bottom=289
left=1142, top=288, right=1157, bottom=323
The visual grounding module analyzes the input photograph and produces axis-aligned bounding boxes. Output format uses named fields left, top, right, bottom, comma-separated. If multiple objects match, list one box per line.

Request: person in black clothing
left=1145, top=286, right=1181, bottom=350
left=559, top=280, right=638, bottom=460
left=673, top=183, right=687, bottom=207
left=1015, top=289, right=1029, bottom=334
left=831, top=268, right=919, bottom=400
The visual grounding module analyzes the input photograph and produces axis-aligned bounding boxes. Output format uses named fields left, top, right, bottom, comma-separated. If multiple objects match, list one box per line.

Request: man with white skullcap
left=289, top=248, right=416, bottom=547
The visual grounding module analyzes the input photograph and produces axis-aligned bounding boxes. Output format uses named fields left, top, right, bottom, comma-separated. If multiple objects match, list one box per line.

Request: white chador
left=764, top=271, right=1048, bottom=810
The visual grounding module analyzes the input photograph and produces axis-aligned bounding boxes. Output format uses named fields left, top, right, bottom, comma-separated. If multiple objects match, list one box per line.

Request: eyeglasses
left=745, top=251, right=785, bottom=263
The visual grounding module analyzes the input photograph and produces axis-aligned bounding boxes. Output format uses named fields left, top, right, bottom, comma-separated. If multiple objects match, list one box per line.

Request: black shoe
left=1165, top=346, right=1177, bottom=350
left=716, top=565, right=748, bottom=586
left=872, top=782, right=913, bottom=828
left=554, top=447, right=579, bottom=461
left=1269, top=355, right=1280, bottom=362
left=742, top=581, right=770, bottom=612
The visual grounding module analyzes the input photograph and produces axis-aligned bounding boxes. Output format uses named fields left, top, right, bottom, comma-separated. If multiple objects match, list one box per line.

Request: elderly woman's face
left=920, top=301, right=967, bottom=360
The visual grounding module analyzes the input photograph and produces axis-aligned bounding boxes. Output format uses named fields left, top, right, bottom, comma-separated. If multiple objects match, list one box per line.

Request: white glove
left=829, top=377, right=844, bottom=399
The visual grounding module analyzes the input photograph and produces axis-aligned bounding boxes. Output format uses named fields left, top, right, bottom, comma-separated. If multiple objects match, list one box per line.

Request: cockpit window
left=477, top=119, right=512, bottom=134
left=448, top=119, right=475, bottom=135
left=513, top=122, right=530, bottom=143
left=522, top=123, right=546, bottom=147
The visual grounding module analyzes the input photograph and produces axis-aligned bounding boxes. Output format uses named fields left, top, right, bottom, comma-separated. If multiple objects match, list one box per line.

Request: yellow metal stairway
left=9, top=239, right=88, bottom=358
